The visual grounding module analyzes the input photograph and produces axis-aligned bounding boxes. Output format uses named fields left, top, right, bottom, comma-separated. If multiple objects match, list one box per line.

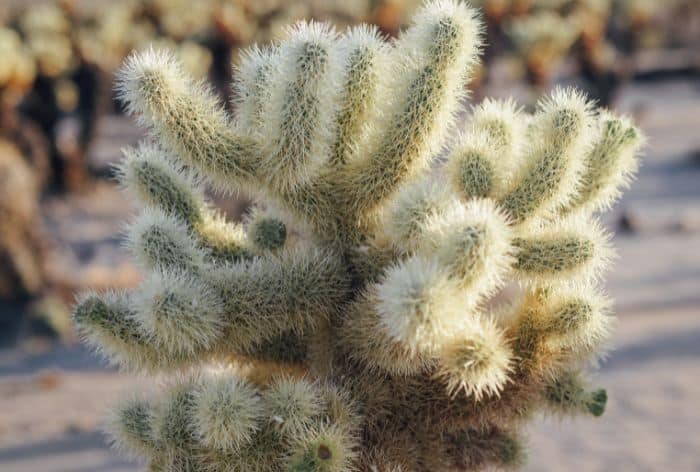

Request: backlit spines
left=500, top=88, right=594, bottom=226
left=107, top=395, right=158, bottom=457
left=448, top=99, right=526, bottom=201
left=233, top=45, right=277, bottom=133
left=126, top=208, right=207, bottom=273
left=116, top=48, right=258, bottom=189
left=564, top=112, right=644, bottom=215
left=375, top=256, right=463, bottom=356
left=435, top=318, right=514, bottom=400
left=512, top=215, right=613, bottom=286
left=118, top=143, right=205, bottom=227
left=133, top=270, right=225, bottom=357
left=192, top=374, right=264, bottom=452
left=330, top=25, right=390, bottom=168
left=344, top=0, right=482, bottom=223
left=76, top=2, right=643, bottom=469
left=259, top=22, right=342, bottom=191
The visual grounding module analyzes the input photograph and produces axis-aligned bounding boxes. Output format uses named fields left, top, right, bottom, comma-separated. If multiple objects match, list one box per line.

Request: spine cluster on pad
left=73, top=1, right=644, bottom=470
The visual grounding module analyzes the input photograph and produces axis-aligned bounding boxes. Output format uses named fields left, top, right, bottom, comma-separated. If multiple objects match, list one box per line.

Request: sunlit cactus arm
left=119, top=142, right=253, bottom=261
left=132, top=270, right=226, bottom=358
left=562, top=111, right=644, bottom=216
left=116, top=49, right=259, bottom=189
left=118, top=142, right=205, bottom=227
left=258, top=21, right=342, bottom=192
left=510, top=283, right=612, bottom=375
left=72, top=291, right=180, bottom=371
left=328, top=25, right=389, bottom=168
left=499, top=88, right=594, bottom=226
left=447, top=98, right=527, bottom=201
left=434, top=317, right=514, bottom=400
left=384, top=183, right=513, bottom=305
left=233, top=45, right=277, bottom=133
left=126, top=208, right=208, bottom=273
left=512, top=215, right=612, bottom=286
left=342, top=0, right=482, bottom=227
left=210, top=249, right=350, bottom=351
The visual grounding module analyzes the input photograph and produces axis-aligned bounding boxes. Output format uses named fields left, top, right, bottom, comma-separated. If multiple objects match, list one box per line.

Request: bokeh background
left=0, top=0, right=698, bottom=470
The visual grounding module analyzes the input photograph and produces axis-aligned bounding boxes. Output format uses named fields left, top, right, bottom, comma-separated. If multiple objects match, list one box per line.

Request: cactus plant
left=74, top=1, right=644, bottom=470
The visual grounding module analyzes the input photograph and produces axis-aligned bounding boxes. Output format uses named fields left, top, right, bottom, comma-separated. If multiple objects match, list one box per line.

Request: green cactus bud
left=246, top=209, right=288, bottom=252
left=288, top=424, right=358, bottom=472
left=544, top=370, right=607, bottom=417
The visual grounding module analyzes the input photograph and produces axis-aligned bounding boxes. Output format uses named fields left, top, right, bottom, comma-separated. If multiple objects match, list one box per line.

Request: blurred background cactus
left=71, top=1, right=646, bottom=469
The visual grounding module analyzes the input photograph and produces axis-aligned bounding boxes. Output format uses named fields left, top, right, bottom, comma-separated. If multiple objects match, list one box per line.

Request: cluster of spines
left=73, top=1, right=644, bottom=470
left=108, top=373, right=359, bottom=471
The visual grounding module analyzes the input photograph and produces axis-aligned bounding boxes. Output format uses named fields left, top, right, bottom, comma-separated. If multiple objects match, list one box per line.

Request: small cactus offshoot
left=74, top=1, right=644, bottom=470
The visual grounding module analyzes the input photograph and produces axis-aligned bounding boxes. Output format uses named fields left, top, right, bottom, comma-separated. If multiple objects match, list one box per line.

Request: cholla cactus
left=507, top=11, right=582, bottom=86
left=74, top=1, right=644, bottom=470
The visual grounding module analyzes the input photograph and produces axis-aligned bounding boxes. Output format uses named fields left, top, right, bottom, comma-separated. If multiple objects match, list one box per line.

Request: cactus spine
left=74, top=1, right=643, bottom=470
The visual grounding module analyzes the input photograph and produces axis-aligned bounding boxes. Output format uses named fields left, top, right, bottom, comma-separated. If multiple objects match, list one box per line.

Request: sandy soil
left=0, top=77, right=698, bottom=471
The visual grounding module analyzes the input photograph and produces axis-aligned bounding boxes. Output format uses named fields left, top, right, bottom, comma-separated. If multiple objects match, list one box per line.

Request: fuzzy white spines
left=436, top=318, right=513, bottom=400
left=564, top=112, right=643, bottom=215
left=512, top=214, right=613, bottom=286
left=107, top=395, right=156, bottom=457
left=75, top=1, right=645, bottom=469
left=448, top=98, right=526, bottom=200
left=116, top=48, right=257, bottom=189
left=344, top=0, right=482, bottom=220
left=383, top=179, right=455, bottom=253
left=429, top=199, right=513, bottom=300
left=259, top=21, right=342, bottom=190
left=376, top=256, right=462, bottom=355
left=331, top=25, right=390, bottom=168
left=126, top=208, right=207, bottom=273
left=118, top=143, right=205, bottom=227
left=193, top=375, right=264, bottom=451
left=538, top=284, right=613, bottom=358
left=264, top=376, right=323, bottom=437
left=234, top=45, right=277, bottom=132
left=133, top=270, right=225, bottom=356
left=500, top=88, right=594, bottom=225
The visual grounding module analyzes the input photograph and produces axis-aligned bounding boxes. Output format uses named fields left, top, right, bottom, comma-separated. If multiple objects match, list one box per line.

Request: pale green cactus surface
left=73, top=1, right=644, bottom=470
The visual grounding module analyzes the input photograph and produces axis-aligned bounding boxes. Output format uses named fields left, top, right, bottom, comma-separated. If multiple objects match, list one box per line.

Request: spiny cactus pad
left=74, top=1, right=643, bottom=470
